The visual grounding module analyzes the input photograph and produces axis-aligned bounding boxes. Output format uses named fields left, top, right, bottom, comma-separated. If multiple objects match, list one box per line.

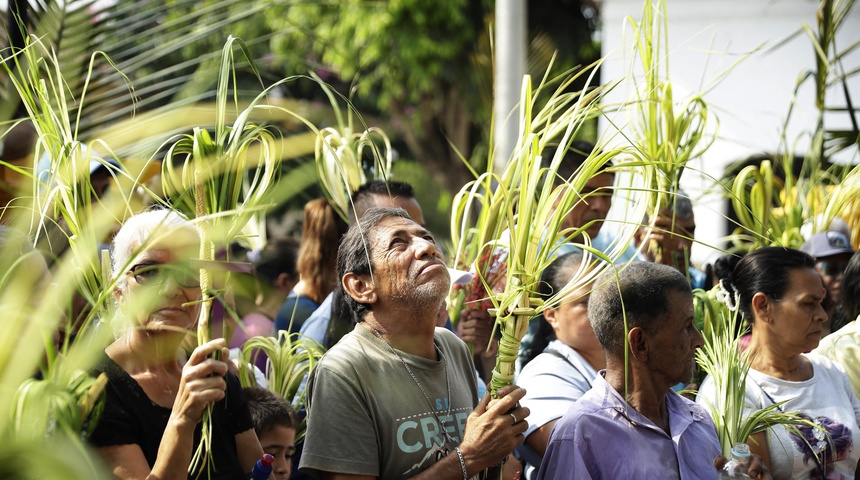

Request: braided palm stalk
left=160, top=37, right=282, bottom=477
left=451, top=65, right=633, bottom=396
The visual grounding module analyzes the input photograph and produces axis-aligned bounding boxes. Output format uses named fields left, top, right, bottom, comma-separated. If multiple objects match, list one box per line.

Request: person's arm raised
left=149, top=339, right=231, bottom=480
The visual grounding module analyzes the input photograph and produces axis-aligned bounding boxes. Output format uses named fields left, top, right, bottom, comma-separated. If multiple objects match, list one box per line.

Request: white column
left=493, top=0, right=527, bottom=174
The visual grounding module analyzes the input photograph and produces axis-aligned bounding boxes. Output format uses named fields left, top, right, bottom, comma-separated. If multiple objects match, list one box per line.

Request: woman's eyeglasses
left=816, top=262, right=847, bottom=277
left=128, top=263, right=200, bottom=288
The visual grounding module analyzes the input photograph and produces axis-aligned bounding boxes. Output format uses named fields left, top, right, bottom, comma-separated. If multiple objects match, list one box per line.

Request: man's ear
left=275, top=272, right=296, bottom=293
left=342, top=272, right=377, bottom=305
left=627, top=326, right=649, bottom=362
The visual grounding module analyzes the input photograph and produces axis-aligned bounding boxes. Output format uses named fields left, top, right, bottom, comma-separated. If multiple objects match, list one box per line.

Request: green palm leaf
left=239, top=331, right=325, bottom=442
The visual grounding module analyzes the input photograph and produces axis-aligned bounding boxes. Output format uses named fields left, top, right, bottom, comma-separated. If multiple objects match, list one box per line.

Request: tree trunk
left=389, top=85, right=478, bottom=196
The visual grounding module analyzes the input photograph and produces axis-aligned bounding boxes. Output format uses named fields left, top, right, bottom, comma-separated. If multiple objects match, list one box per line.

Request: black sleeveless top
left=89, top=354, right=253, bottom=479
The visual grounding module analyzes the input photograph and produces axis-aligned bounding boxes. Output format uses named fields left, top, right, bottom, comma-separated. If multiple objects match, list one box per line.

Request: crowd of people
left=6, top=140, right=860, bottom=480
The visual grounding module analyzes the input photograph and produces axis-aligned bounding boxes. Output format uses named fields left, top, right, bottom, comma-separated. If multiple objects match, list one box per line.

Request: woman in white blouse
left=698, top=247, right=860, bottom=480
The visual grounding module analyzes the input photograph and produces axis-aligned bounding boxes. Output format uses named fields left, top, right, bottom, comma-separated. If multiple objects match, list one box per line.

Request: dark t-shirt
left=89, top=354, right=253, bottom=479
left=274, top=291, right=319, bottom=333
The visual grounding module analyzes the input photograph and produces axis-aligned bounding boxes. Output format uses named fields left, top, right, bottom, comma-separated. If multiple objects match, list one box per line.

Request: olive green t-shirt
left=300, top=325, right=479, bottom=478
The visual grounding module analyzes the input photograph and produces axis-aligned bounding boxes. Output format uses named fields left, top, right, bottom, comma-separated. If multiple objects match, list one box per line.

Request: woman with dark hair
left=274, top=197, right=348, bottom=333
left=697, top=247, right=860, bottom=479
left=817, top=249, right=860, bottom=402
left=515, top=252, right=604, bottom=479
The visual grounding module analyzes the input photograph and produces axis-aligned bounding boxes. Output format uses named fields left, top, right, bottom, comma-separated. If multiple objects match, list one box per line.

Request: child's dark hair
left=243, top=386, right=297, bottom=436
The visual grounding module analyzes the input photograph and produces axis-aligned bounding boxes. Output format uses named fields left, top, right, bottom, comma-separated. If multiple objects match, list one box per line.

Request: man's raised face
left=367, top=216, right=449, bottom=310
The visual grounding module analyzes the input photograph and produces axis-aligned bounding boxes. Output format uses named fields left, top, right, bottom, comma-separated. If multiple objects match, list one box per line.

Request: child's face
left=259, top=425, right=296, bottom=480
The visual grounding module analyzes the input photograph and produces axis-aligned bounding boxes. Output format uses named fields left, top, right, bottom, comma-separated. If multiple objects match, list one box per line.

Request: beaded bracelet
left=454, top=447, right=468, bottom=480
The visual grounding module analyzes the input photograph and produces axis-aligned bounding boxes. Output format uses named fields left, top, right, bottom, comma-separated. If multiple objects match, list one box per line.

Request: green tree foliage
left=263, top=0, right=601, bottom=194
left=269, top=0, right=485, bottom=110
left=1, top=0, right=601, bottom=230
left=263, top=0, right=488, bottom=196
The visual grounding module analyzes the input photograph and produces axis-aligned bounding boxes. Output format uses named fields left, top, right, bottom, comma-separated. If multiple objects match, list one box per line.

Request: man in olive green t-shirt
left=300, top=207, right=529, bottom=479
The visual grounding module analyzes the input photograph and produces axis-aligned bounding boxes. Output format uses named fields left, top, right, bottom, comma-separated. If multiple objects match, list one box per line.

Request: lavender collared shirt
left=537, top=371, right=721, bottom=480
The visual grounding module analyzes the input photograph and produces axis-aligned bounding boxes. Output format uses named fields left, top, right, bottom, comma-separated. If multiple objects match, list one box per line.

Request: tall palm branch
left=0, top=0, right=326, bottom=164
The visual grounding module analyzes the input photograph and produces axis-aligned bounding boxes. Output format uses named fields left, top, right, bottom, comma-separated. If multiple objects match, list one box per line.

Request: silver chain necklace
left=370, top=326, right=456, bottom=445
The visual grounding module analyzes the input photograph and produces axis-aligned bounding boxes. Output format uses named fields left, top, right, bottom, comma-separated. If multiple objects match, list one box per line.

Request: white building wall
left=600, top=0, right=860, bottom=265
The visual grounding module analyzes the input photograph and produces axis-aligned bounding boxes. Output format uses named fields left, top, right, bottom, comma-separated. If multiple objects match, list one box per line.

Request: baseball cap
left=800, top=231, right=854, bottom=258
left=447, top=267, right=473, bottom=285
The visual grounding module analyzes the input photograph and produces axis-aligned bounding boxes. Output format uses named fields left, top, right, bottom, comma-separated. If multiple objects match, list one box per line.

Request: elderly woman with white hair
left=88, top=209, right=263, bottom=479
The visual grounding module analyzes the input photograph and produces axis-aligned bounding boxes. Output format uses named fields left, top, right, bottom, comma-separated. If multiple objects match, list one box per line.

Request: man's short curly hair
left=588, top=262, right=691, bottom=357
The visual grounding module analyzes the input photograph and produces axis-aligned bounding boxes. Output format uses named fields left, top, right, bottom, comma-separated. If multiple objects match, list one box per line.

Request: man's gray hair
left=111, top=208, right=197, bottom=288
left=588, top=262, right=691, bottom=357
left=336, top=207, right=412, bottom=321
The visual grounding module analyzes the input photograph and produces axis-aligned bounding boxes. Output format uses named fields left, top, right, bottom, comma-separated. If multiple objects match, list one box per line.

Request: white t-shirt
left=698, top=353, right=860, bottom=480
left=515, top=340, right=599, bottom=479
left=815, top=319, right=860, bottom=401
left=518, top=340, right=598, bottom=436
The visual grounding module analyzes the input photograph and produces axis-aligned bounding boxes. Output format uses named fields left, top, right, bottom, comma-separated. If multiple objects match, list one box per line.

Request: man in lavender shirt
left=537, top=262, right=770, bottom=480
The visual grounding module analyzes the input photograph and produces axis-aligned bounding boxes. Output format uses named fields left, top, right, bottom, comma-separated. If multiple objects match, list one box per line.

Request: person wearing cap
left=801, top=230, right=854, bottom=323
left=816, top=249, right=860, bottom=401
